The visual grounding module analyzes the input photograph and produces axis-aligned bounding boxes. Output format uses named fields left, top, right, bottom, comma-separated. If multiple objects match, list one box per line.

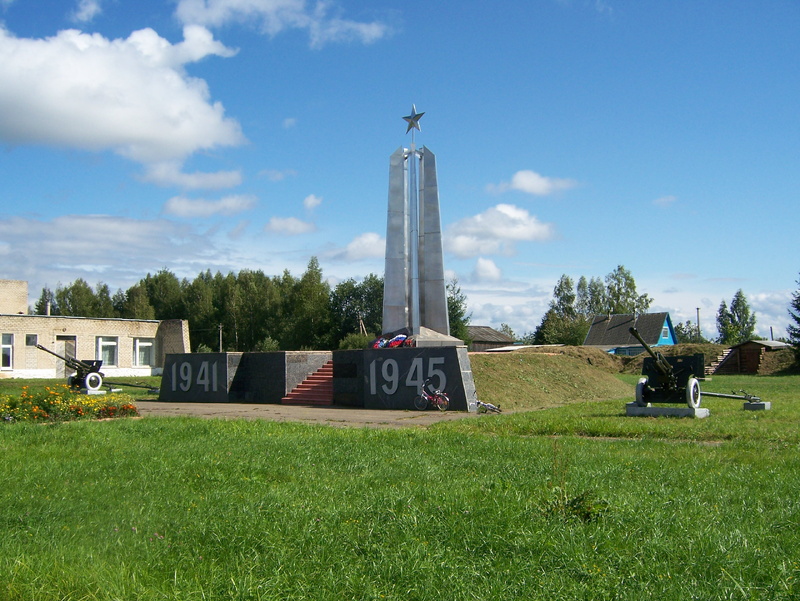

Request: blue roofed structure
left=583, top=312, right=676, bottom=355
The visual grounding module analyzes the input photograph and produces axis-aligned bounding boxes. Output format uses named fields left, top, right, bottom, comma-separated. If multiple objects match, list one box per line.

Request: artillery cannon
left=36, top=344, right=105, bottom=391
left=36, top=344, right=160, bottom=393
left=628, top=327, right=706, bottom=408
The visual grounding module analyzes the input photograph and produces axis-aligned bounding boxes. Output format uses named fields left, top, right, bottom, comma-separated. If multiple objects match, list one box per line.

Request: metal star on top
left=403, top=105, right=424, bottom=133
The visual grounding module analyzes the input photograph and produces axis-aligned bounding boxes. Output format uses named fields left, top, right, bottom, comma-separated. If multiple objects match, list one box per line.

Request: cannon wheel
left=686, top=377, right=701, bottom=409
left=635, top=377, right=648, bottom=407
left=85, top=372, right=103, bottom=392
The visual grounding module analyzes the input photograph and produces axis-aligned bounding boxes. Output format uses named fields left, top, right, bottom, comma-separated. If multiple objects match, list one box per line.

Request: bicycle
left=413, top=378, right=450, bottom=411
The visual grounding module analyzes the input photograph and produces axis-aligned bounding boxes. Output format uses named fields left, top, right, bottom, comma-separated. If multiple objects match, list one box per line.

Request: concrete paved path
left=136, top=401, right=482, bottom=429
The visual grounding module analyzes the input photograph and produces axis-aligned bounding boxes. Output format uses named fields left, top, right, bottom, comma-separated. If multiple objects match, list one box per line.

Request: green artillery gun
left=628, top=327, right=706, bottom=408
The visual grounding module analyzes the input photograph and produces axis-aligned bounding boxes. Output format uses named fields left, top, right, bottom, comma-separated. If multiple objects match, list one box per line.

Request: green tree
left=55, top=279, right=97, bottom=316
left=499, top=323, right=516, bottom=341
left=446, top=277, right=471, bottom=343
left=330, top=274, right=384, bottom=345
left=604, top=265, right=652, bottom=315
left=182, top=271, right=217, bottom=351
left=235, top=269, right=282, bottom=352
left=34, top=287, right=57, bottom=315
left=118, top=284, right=156, bottom=320
left=281, top=257, right=332, bottom=350
left=533, top=275, right=591, bottom=345
left=716, top=289, right=756, bottom=345
left=674, top=319, right=708, bottom=343
left=143, top=269, right=184, bottom=320
left=551, top=275, right=577, bottom=320
left=94, top=283, right=117, bottom=318
left=787, top=272, right=800, bottom=360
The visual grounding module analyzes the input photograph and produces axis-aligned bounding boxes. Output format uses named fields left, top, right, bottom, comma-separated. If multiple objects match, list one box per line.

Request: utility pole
left=218, top=323, right=223, bottom=352
left=696, top=308, right=701, bottom=342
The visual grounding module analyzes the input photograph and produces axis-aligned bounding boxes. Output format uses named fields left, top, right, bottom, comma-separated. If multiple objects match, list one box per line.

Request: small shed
left=583, top=313, right=676, bottom=355
left=713, top=339, right=791, bottom=374
left=466, top=326, right=514, bottom=352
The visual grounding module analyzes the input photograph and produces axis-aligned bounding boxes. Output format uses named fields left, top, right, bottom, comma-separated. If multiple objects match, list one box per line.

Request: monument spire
left=382, top=105, right=450, bottom=338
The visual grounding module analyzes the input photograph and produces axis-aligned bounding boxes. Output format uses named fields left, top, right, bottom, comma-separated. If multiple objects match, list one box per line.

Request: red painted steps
left=281, top=360, right=334, bottom=406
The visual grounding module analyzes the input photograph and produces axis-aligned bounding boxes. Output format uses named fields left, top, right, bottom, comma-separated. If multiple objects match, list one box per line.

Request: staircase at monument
left=281, top=361, right=334, bottom=406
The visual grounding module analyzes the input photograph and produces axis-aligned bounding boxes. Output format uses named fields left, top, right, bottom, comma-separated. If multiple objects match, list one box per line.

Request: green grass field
left=1, top=359, right=798, bottom=600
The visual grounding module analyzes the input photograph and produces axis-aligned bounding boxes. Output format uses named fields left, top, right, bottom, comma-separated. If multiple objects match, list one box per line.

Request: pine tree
left=787, top=272, right=800, bottom=360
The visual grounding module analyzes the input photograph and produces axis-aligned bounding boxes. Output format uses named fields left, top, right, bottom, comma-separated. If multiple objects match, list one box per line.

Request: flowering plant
left=0, top=384, right=138, bottom=423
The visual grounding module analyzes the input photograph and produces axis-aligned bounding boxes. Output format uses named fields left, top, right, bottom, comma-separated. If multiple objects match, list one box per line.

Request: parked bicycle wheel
left=435, top=393, right=449, bottom=411
left=413, top=395, right=428, bottom=411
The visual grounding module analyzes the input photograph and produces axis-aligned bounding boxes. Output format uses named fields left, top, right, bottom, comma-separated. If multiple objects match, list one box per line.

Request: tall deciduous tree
left=330, top=274, right=384, bottom=342
left=533, top=275, right=591, bottom=345
left=716, top=289, right=756, bottom=345
left=55, top=278, right=97, bottom=316
left=604, top=265, right=652, bottom=315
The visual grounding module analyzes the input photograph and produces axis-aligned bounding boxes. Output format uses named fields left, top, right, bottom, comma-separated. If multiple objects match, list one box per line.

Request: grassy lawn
left=1, top=372, right=799, bottom=600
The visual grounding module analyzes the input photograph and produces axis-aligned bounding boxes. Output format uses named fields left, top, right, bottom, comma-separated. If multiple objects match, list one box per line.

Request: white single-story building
left=1, top=279, right=190, bottom=379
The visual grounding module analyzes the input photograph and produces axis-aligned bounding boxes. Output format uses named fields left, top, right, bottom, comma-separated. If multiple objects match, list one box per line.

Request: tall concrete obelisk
left=382, top=106, right=450, bottom=338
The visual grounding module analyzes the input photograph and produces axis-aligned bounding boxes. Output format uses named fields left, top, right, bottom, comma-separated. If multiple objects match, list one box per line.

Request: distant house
left=583, top=313, right=676, bottom=355
left=466, top=326, right=515, bottom=352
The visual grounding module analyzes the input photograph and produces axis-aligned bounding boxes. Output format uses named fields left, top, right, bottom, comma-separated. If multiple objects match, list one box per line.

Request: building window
left=97, top=336, right=118, bottom=366
left=1, top=334, right=12, bottom=370
left=662, top=327, right=669, bottom=339
left=26, top=334, right=38, bottom=347
left=133, top=338, right=155, bottom=367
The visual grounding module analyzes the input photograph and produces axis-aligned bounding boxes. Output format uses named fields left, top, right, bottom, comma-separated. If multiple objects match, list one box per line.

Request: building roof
left=466, top=325, right=514, bottom=344
left=732, top=339, right=791, bottom=350
left=583, top=313, right=670, bottom=347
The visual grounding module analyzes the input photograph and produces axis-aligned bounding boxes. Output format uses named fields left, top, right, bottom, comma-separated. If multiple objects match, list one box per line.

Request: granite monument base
left=333, top=345, right=476, bottom=411
left=626, top=402, right=710, bottom=418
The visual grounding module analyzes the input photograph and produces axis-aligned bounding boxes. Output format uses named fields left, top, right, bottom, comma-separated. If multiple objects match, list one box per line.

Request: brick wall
left=0, top=314, right=190, bottom=379
left=0, top=280, right=28, bottom=314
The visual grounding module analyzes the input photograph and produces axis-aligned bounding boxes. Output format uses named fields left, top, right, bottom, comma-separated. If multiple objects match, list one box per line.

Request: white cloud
left=164, top=194, right=257, bottom=218
left=444, top=204, right=556, bottom=259
left=0, top=214, right=213, bottom=289
left=143, top=162, right=242, bottom=189
left=331, top=232, right=385, bottom=261
left=283, top=117, right=297, bottom=129
left=0, top=25, right=244, bottom=166
left=265, top=216, right=316, bottom=235
left=260, top=168, right=298, bottom=181
left=487, top=170, right=577, bottom=196
left=71, top=0, right=102, bottom=22
left=175, top=0, right=389, bottom=48
left=473, top=257, right=502, bottom=282
left=303, top=194, right=322, bottom=210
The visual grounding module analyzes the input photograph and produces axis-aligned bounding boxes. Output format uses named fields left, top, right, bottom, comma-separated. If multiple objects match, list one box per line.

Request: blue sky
left=1, top=0, right=798, bottom=340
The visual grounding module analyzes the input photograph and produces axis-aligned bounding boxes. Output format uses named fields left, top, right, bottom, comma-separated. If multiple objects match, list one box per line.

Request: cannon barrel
left=628, top=327, right=673, bottom=377
left=35, top=344, right=100, bottom=373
